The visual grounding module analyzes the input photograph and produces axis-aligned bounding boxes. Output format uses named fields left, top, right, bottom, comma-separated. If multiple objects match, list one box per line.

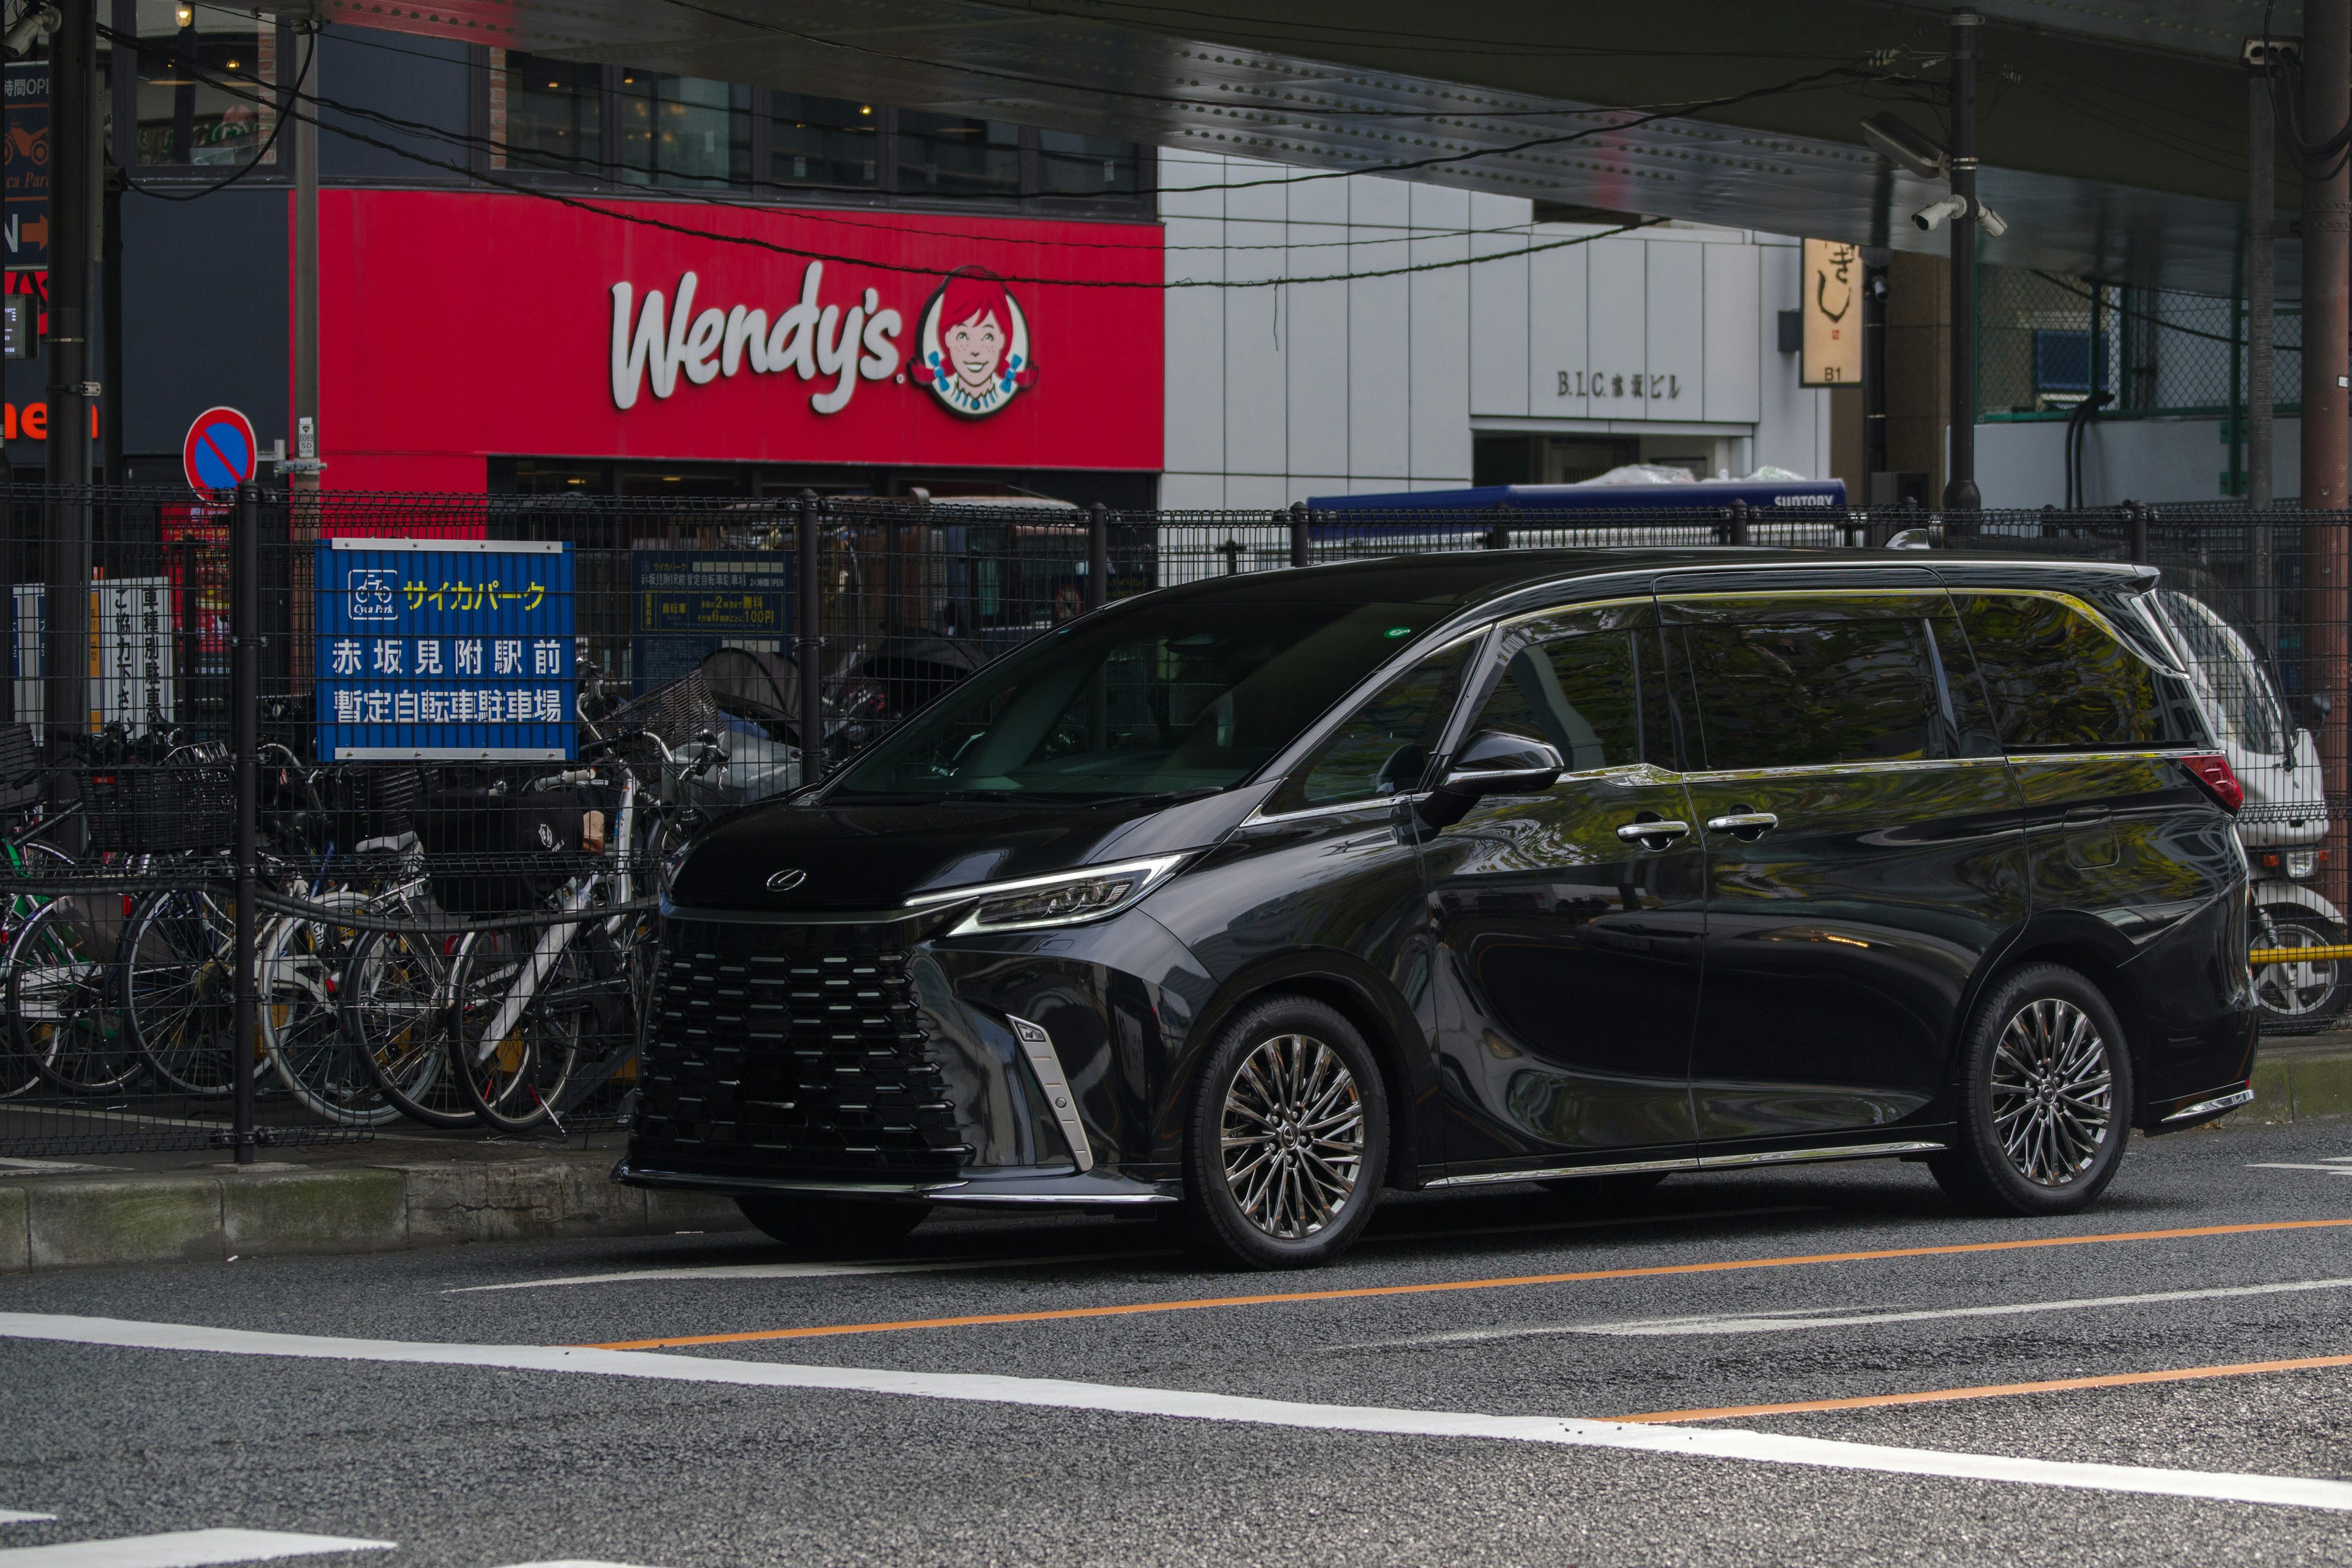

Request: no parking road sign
left=183, top=406, right=258, bottom=495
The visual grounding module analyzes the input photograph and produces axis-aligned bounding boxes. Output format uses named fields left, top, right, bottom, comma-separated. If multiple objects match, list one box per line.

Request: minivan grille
left=629, top=918, right=971, bottom=1181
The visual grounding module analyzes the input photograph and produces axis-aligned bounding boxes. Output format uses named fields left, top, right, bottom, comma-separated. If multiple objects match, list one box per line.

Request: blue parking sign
left=315, top=538, right=575, bottom=760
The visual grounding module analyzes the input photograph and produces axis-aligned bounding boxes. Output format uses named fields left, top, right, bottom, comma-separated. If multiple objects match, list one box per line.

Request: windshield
left=831, top=598, right=1449, bottom=801
left=2154, top=589, right=2290, bottom=755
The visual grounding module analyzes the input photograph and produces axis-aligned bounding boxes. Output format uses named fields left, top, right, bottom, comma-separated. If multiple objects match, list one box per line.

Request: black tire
left=1931, top=963, right=2134, bottom=1217
left=1169, top=993, right=1389, bottom=1270
left=341, top=925, right=480, bottom=1129
left=734, top=1194, right=930, bottom=1256
left=1536, top=1170, right=1671, bottom=1207
left=2250, top=905, right=2352, bottom=1031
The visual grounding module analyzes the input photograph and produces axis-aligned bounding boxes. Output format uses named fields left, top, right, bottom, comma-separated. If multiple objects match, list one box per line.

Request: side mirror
left=1416, top=730, right=1565, bottom=831
left=1442, top=729, right=1566, bottom=796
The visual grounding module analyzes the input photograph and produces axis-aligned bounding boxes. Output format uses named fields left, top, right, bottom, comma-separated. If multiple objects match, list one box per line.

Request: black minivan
left=619, top=549, right=2260, bottom=1268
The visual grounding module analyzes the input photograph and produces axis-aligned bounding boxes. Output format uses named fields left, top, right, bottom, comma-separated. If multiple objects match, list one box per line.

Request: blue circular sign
left=183, top=406, right=257, bottom=494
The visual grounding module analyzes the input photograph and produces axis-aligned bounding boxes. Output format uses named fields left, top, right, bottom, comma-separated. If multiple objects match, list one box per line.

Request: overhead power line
left=104, top=30, right=1689, bottom=291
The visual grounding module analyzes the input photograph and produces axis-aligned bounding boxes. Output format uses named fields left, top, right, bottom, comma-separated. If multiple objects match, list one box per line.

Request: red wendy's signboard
left=313, top=190, right=1164, bottom=492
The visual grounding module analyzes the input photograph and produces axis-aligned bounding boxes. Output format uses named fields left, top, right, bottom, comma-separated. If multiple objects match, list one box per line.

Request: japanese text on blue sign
left=315, top=538, right=574, bottom=760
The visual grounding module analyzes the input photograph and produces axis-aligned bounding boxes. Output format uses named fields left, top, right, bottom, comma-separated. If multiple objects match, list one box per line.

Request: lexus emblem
left=766, top=868, right=808, bottom=892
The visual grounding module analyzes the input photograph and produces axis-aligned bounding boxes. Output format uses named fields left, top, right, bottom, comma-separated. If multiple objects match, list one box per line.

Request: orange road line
left=1607, top=1352, right=2352, bottom=1424
left=585, top=1216, right=2352, bottom=1351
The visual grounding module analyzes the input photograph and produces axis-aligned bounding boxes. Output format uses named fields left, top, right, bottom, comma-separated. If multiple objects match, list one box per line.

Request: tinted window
left=1956, top=593, right=2184, bottom=750
left=1682, top=618, right=1940, bottom=769
left=833, top=600, right=1449, bottom=800
left=1469, top=631, right=1648, bottom=772
left=1270, top=643, right=1474, bottom=812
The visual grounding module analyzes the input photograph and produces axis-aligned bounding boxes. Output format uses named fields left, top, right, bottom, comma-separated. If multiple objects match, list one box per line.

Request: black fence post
left=2126, top=500, right=2150, bottom=564
left=1289, top=502, right=1310, bottom=568
left=230, top=480, right=258, bottom=1166
left=1085, top=502, right=1109, bottom=612
left=1727, top=499, right=1752, bottom=547
left=1484, top=520, right=1511, bottom=551
left=797, top=491, right=824, bottom=788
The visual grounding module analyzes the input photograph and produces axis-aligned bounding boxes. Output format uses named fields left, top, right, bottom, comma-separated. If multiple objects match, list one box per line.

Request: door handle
left=1705, top=811, right=1780, bottom=835
left=2064, top=804, right=2113, bottom=821
left=1615, top=819, right=1689, bottom=846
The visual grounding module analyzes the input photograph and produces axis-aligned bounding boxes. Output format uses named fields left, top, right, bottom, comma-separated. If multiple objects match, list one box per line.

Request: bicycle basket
left=414, top=783, right=599, bottom=913
left=81, top=762, right=234, bottom=853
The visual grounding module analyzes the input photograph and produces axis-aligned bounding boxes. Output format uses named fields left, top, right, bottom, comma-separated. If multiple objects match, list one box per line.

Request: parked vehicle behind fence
left=621, top=547, right=2259, bottom=1268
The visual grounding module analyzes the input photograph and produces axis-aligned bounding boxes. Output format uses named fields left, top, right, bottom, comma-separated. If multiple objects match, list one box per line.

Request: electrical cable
left=116, top=23, right=314, bottom=202
left=105, top=44, right=1677, bottom=290
left=2032, top=271, right=2300, bottom=353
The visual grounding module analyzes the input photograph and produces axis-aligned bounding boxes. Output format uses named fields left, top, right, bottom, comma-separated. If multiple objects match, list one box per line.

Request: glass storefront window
left=1038, top=130, right=1136, bottom=195
left=134, top=0, right=274, bottom=168
left=618, top=70, right=748, bottom=188
left=771, top=92, right=875, bottom=188
left=897, top=111, right=1019, bottom=197
left=501, top=52, right=601, bottom=175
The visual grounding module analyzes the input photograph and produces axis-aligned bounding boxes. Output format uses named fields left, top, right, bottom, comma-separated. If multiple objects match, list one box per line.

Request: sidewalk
left=0, top=1126, right=745, bottom=1274
left=2, top=1033, right=2346, bottom=1276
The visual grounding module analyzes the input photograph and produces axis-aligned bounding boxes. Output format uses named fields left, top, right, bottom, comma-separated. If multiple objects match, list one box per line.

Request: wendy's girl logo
left=912, top=268, right=1033, bottom=418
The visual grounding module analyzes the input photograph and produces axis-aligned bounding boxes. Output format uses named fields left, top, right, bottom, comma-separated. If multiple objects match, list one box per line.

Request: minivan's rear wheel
left=1932, top=963, right=2133, bottom=1217
left=734, top=1193, right=929, bottom=1256
left=1172, top=995, right=1387, bottom=1270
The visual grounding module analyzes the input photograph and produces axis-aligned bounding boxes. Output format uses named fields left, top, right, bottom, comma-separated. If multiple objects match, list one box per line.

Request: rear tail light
left=2181, top=753, right=2244, bottom=815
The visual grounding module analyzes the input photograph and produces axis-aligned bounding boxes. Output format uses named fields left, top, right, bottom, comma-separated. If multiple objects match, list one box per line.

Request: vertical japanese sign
left=315, top=538, right=574, bottom=760
left=4, top=62, right=47, bottom=273
left=10, top=578, right=177, bottom=734
left=1800, top=238, right=1863, bottom=387
left=630, top=549, right=792, bottom=690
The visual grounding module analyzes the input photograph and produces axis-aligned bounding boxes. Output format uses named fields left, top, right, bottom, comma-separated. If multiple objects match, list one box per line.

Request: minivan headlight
left=905, top=855, right=1188, bottom=935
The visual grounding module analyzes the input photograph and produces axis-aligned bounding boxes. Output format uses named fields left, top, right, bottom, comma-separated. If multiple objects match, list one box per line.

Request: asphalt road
left=6, top=1118, right=2352, bottom=1568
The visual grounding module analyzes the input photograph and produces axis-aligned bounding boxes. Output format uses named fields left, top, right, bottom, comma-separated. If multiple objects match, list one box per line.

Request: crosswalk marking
left=0, top=1529, right=391, bottom=1568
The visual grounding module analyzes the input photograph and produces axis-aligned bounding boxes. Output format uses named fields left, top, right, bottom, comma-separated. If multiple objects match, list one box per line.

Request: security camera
left=2, top=1, right=59, bottom=55
left=1977, top=200, right=2008, bottom=238
left=1912, top=195, right=1968, bottom=232
left=1862, top=113, right=1950, bottom=180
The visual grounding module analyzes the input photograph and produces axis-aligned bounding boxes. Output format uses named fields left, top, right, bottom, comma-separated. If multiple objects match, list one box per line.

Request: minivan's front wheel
left=1932, top=963, right=2133, bottom=1217
left=1173, top=995, right=1388, bottom=1269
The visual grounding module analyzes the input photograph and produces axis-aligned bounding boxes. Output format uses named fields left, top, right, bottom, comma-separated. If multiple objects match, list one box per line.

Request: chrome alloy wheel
left=1989, top=997, right=2114, bottom=1187
left=1219, top=1033, right=1366, bottom=1240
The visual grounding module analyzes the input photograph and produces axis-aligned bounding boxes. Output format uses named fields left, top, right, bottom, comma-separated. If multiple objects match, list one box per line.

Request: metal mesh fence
left=1978, top=267, right=2303, bottom=423
left=0, top=486, right=2342, bottom=1155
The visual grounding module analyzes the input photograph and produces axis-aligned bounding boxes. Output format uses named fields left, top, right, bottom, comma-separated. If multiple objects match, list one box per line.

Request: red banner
left=312, top=190, right=1166, bottom=492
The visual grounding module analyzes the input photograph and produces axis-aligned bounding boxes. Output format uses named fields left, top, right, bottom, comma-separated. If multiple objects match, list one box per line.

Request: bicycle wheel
left=0, top=842, right=74, bottom=1101
left=447, top=926, right=588, bottom=1134
left=120, top=888, right=239, bottom=1098
left=7, top=896, right=138, bottom=1095
left=341, top=923, right=478, bottom=1128
left=263, top=895, right=395, bottom=1126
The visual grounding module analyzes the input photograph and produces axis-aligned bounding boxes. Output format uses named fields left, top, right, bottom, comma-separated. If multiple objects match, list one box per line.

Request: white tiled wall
left=1159, top=149, right=1833, bottom=505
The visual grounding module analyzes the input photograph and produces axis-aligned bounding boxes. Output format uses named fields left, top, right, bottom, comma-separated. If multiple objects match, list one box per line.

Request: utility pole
left=42, top=0, right=94, bottom=750
left=2303, top=0, right=2351, bottom=910
left=1942, top=11, right=1981, bottom=511
left=2248, top=43, right=2277, bottom=515
left=289, top=24, right=319, bottom=488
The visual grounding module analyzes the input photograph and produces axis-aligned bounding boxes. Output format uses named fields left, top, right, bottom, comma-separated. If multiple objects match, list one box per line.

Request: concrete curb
left=2248, top=1044, right=2352, bottom=1126
left=1, top=1156, right=745, bottom=1273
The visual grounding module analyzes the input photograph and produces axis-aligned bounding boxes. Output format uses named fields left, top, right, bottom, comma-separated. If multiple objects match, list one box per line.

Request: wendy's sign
left=912, top=270, right=1033, bottom=418
left=315, top=191, right=1161, bottom=491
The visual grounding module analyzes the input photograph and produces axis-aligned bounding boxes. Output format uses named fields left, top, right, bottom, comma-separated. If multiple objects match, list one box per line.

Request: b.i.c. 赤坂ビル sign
left=315, top=538, right=574, bottom=760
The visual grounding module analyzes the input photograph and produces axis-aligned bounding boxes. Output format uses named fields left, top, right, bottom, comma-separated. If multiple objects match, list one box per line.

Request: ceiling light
left=173, top=2, right=192, bottom=24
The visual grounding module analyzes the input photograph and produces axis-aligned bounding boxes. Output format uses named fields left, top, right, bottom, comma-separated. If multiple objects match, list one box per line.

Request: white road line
left=493, top=1561, right=668, bottom=1567
left=2247, top=1164, right=2352, bottom=1175
left=1368, top=1275, right=2352, bottom=1344
left=0, top=1531, right=392, bottom=1568
left=4, top=1314, right=2351, bottom=1514
left=443, top=1250, right=1175, bottom=1294
left=447, top=1205, right=1817, bottom=1294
